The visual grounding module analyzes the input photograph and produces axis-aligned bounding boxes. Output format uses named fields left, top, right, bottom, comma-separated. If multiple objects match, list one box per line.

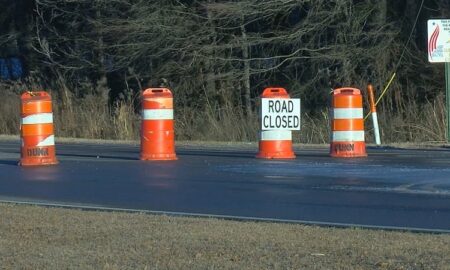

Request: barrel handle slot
left=341, top=89, right=354, bottom=93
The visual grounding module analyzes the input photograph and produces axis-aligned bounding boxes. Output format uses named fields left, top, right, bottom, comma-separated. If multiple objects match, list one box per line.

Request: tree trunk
left=241, top=23, right=252, bottom=116
left=95, top=6, right=109, bottom=103
left=377, top=0, right=387, bottom=23
left=205, top=0, right=217, bottom=98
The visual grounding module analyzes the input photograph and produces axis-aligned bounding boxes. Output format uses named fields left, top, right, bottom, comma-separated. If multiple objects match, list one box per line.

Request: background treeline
left=0, top=0, right=449, bottom=143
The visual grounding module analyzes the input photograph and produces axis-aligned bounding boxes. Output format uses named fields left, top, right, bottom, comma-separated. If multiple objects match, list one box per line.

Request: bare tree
left=27, top=0, right=416, bottom=118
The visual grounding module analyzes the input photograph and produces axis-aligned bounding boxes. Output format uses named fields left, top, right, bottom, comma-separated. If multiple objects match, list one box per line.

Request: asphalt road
left=0, top=138, right=449, bottom=232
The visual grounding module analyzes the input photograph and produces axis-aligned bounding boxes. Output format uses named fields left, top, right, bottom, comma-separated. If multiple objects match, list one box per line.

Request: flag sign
left=260, top=98, right=301, bottom=130
left=428, top=19, right=450, bottom=63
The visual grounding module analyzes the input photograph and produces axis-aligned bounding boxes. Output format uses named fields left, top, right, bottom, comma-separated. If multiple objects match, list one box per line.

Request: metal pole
left=446, top=63, right=450, bottom=143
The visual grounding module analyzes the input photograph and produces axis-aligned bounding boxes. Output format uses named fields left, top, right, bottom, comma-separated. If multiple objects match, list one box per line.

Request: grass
left=1, top=77, right=448, bottom=144
left=0, top=203, right=449, bottom=269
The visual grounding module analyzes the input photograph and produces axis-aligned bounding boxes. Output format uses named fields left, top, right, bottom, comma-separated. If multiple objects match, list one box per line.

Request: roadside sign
left=428, top=19, right=450, bottom=142
left=428, top=19, right=450, bottom=63
left=261, top=98, right=301, bottom=130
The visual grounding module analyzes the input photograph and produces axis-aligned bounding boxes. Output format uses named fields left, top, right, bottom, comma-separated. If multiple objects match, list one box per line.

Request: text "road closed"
left=261, top=98, right=301, bottom=130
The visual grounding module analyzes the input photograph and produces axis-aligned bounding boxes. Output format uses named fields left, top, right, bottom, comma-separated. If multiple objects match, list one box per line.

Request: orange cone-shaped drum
left=140, top=88, right=177, bottom=161
left=256, top=87, right=296, bottom=159
left=19, top=91, right=58, bottom=166
left=330, top=87, right=367, bottom=157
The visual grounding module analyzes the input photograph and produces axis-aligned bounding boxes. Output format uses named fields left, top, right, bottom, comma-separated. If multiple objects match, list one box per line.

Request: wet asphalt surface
left=0, top=139, right=449, bottom=232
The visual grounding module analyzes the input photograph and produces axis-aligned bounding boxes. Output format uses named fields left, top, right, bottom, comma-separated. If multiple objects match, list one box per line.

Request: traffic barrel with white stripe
left=256, top=87, right=296, bottom=159
left=140, top=88, right=177, bottom=161
left=19, top=91, right=58, bottom=166
left=329, top=87, right=367, bottom=157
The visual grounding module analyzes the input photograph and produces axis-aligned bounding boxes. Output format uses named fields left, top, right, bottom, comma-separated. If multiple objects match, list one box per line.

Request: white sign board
left=261, top=98, right=301, bottom=130
left=428, top=19, right=450, bottom=63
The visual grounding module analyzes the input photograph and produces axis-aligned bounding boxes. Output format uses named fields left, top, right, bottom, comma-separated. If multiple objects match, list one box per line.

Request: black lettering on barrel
left=27, top=148, right=49, bottom=157
left=334, top=143, right=355, bottom=152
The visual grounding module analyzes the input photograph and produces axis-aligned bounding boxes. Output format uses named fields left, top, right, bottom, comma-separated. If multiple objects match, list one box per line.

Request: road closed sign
left=428, top=19, right=450, bottom=63
left=261, top=98, right=301, bottom=130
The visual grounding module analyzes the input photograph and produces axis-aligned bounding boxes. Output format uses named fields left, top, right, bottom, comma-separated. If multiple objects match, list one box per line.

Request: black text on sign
left=261, top=98, right=301, bottom=130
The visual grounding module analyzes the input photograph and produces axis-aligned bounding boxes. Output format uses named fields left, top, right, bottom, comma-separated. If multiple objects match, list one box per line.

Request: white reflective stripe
left=371, top=112, right=381, bottom=145
left=21, top=113, right=53, bottom=124
left=332, top=131, right=365, bottom=142
left=260, top=130, right=292, bottom=141
left=36, top=135, right=55, bottom=146
left=142, top=109, right=173, bottom=120
left=333, top=108, right=363, bottom=119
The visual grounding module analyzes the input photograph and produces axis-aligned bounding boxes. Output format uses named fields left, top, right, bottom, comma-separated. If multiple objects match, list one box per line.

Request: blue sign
left=0, top=57, right=24, bottom=80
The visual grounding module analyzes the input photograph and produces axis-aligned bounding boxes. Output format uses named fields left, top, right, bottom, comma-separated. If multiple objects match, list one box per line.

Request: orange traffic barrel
left=140, top=88, right=177, bottom=161
left=329, top=87, right=367, bottom=157
left=19, top=91, right=58, bottom=166
left=256, top=87, right=296, bottom=159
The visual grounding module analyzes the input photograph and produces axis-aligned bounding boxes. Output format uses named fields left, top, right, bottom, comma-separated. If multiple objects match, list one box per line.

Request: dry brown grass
left=0, top=80, right=447, bottom=143
left=0, top=203, right=449, bottom=269
left=371, top=95, right=447, bottom=143
left=52, top=94, right=140, bottom=141
left=0, top=90, right=20, bottom=135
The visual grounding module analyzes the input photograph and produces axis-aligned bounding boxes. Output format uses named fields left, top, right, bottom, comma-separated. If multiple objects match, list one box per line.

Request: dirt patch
left=0, top=203, right=449, bottom=269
